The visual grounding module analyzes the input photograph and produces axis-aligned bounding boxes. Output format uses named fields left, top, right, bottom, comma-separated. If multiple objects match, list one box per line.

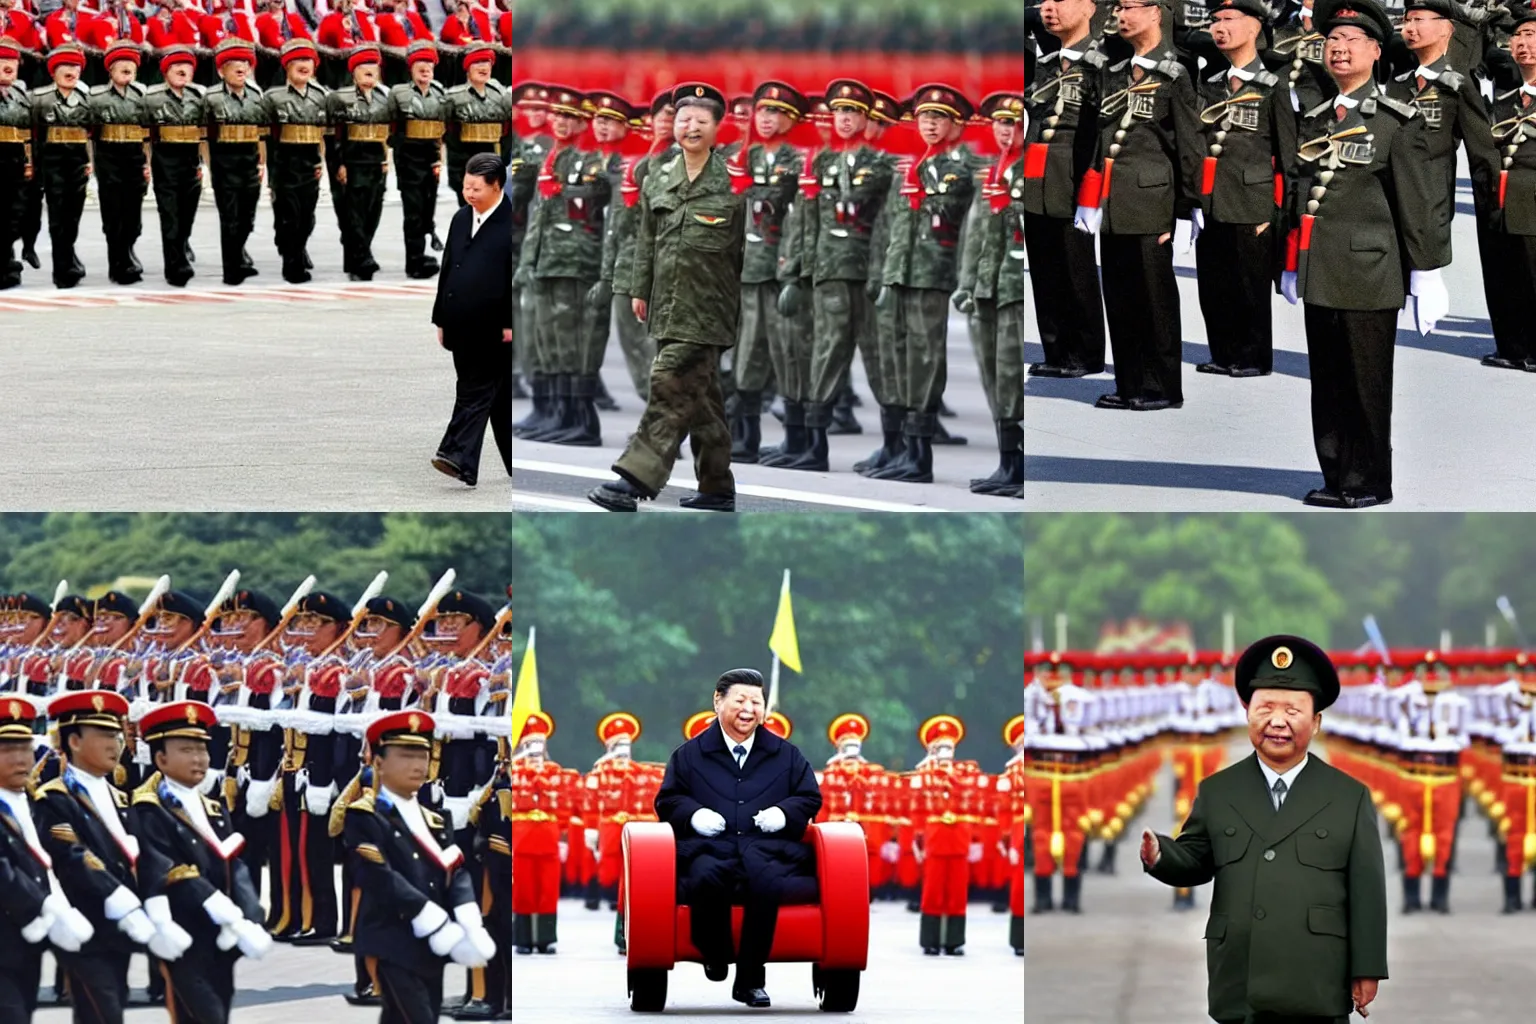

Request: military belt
left=405, top=119, right=445, bottom=140
left=157, top=125, right=203, bottom=143
left=511, top=809, right=556, bottom=822
left=214, top=124, right=261, bottom=143
left=45, top=127, right=89, bottom=144
left=1503, top=768, right=1536, bottom=781
left=279, top=124, right=325, bottom=144
left=98, top=124, right=148, bottom=143
left=458, top=122, right=502, bottom=143
left=0, top=126, right=30, bottom=143
left=346, top=124, right=389, bottom=143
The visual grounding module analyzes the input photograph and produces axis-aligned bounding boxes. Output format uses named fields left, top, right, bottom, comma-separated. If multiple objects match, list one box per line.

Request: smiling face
left=714, top=683, right=765, bottom=742
left=674, top=100, right=719, bottom=155
left=1246, top=687, right=1319, bottom=768
left=286, top=57, right=314, bottom=86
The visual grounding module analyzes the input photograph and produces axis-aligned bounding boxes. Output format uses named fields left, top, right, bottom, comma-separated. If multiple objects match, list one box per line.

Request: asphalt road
left=511, top=897, right=1025, bottom=1020
left=1025, top=737, right=1536, bottom=1024
left=0, top=179, right=510, bottom=511
left=511, top=316, right=1021, bottom=512
left=1023, top=169, right=1536, bottom=511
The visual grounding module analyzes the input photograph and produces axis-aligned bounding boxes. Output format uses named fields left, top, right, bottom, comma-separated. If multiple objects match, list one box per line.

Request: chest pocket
left=1295, top=825, right=1350, bottom=870
left=682, top=202, right=735, bottom=252
left=1138, top=165, right=1170, bottom=188
left=1212, top=822, right=1251, bottom=866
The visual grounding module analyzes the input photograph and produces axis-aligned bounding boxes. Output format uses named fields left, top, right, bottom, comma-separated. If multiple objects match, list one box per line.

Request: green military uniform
left=89, top=47, right=151, bottom=285
left=577, top=90, right=637, bottom=412
left=206, top=39, right=267, bottom=286
left=328, top=46, right=391, bottom=280
left=515, top=87, right=610, bottom=446
left=0, top=67, right=29, bottom=289
left=873, top=84, right=977, bottom=483
left=31, top=46, right=92, bottom=288
left=764, top=139, right=818, bottom=467
left=261, top=40, right=330, bottom=285
left=445, top=72, right=509, bottom=208
left=388, top=41, right=449, bottom=280
left=1145, top=635, right=1388, bottom=1024
left=964, top=91, right=1027, bottom=496
left=1481, top=4, right=1536, bottom=369
left=145, top=48, right=206, bottom=287
left=607, top=145, right=745, bottom=502
left=508, top=116, right=543, bottom=399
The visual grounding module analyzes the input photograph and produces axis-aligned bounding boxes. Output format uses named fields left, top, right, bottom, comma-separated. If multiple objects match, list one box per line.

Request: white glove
left=914, top=846, right=926, bottom=864
left=584, top=827, right=600, bottom=852
left=1281, top=270, right=1299, bottom=305
left=216, top=924, right=240, bottom=951
left=1190, top=207, right=1204, bottom=243
left=880, top=840, right=900, bottom=864
left=44, top=895, right=95, bottom=949
left=304, top=781, right=337, bottom=818
left=428, top=920, right=467, bottom=958
left=1173, top=217, right=1193, bottom=253
left=1009, top=847, right=1021, bottom=866
left=690, top=808, right=727, bottom=837
left=118, top=906, right=157, bottom=946
left=968, top=841, right=984, bottom=864
left=1408, top=268, right=1447, bottom=336
left=103, top=884, right=141, bottom=922
left=245, top=775, right=278, bottom=819
left=203, top=890, right=244, bottom=927
left=450, top=931, right=491, bottom=968
left=753, top=806, right=786, bottom=833
left=232, top=917, right=273, bottom=960
left=411, top=900, right=449, bottom=938
left=144, top=895, right=194, bottom=960
left=558, top=840, right=568, bottom=863
left=21, top=909, right=53, bottom=945
left=1072, top=205, right=1102, bottom=235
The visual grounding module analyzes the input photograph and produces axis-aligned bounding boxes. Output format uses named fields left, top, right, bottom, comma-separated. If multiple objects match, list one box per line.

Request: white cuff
left=453, top=903, right=482, bottom=929
left=103, top=885, right=141, bottom=922
left=144, top=895, right=173, bottom=927
left=411, top=900, right=449, bottom=939
left=1409, top=268, right=1442, bottom=292
left=21, top=912, right=53, bottom=944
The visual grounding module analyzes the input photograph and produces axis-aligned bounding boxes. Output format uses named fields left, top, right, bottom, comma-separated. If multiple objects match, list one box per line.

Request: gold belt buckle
left=406, top=119, right=445, bottom=140
left=347, top=124, right=389, bottom=143
left=459, top=122, right=502, bottom=144
left=46, top=126, right=88, bottom=144
left=0, top=126, right=31, bottom=143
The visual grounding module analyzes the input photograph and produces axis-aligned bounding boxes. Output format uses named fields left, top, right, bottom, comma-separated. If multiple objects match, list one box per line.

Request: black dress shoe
left=731, top=986, right=771, bottom=1008
left=165, top=268, right=194, bottom=287
left=22, top=243, right=40, bottom=269
left=432, top=454, right=475, bottom=485
left=703, top=962, right=729, bottom=982
left=1094, top=393, right=1130, bottom=410
left=454, top=999, right=501, bottom=1020
left=290, top=929, right=338, bottom=946
left=535, top=944, right=556, bottom=954
left=1524, top=359, right=1536, bottom=373
left=1128, top=397, right=1182, bottom=411
left=922, top=946, right=941, bottom=956
left=1302, top=488, right=1347, bottom=508
left=515, top=946, right=534, bottom=955
left=943, top=947, right=965, bottom=956
left=588, top=478, right=651, bottom=511
left=1340, top=492, right=1390, bottom=509
left=1194, top=362, right=1231, bottom=375
left=1482, top=353, right=1523, bottom=370
left=679, top=491, right=735, bottom=512
left=1228, top=367, right=1269, bottom=377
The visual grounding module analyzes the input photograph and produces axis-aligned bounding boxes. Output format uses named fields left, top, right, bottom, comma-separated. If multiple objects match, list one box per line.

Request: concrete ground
left=510, top=896, right=1025, bottom=1020
left=1023, top=169, right=1536, bottom=510
left=1025, top=738, right=1536, bottom=1024
left=0, top=178, right=509, bottom=511
left=511, top=317, right=1021, bottom=512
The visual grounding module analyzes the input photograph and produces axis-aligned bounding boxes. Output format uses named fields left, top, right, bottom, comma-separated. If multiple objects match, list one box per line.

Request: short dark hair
left=675, top=96, right=724, bottom=122
left=465, top=152, right=506, bottom=189
left=715, top=668, right=765, bottom=699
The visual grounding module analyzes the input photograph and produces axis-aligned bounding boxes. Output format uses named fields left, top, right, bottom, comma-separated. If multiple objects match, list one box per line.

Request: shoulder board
left=130, top=771, right=162, bottom=805
left=36, top=777, right=67, bottom=797
left=249, top=84, right=265, bottom=97
left=1255, top=70, right=1279, bottom=89
left=1081, top=49, right=1107, bottom=69
left=311, top=82, right=329, bottom=95
left=1496, top=86, right=1524, bottom=102
left=1304, top=99, right=1333, bottom=119
left=128, top=81, right=147, bottom=95
left=430, top=80, right=446, bottom=95
left=146, top=83, right=168, bottom=95
left=388, top=82, right=410, bottom=97
left=34, top=84, right=57, bottom=97
left=447, top=83, right=469, bottom=95
left=484, top=79, right=505, bottom=94
left=1108, top=58, right=1129, bottom=74
left=347, top=792, right=375, bottom=813
left=1439, top=70, right=1463, bottom=92
left=1156, top=60, right=1184, bottom=81
left=187, top=83, right=207, bottom=96
left=1375, top=94, right=1418, bottom=120
left=336, top=86, right=356, bottom=98
left=423, top=807, right=445, bottom=830
left=90, top=84, right=111, bottom=95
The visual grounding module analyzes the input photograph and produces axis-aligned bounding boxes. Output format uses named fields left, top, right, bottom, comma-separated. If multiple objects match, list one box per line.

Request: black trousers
left=1195, top=218, right=1276, bottom=372
left=438, top=334, right=513, bottom=481
left=40, top=144, right=89, bottom=281
left=1023, top=211, right=1106, bottom=372
left=270, top=788, right=338, bottom=937
left=1216, top=1015, right=1348, bottom=1024
left=94, top=141, right=147, bottom=276
left=151, top=145, right=201, bottom=281
left=0, top=945, right=42, bottom=1021
left=1302, top=302, right=1397, bottom=498
left=394, top=139, right=439, bottom=268
left=270, top=146, right=322, bottom=276
left=210, top=146, right=261, bottom=281
left=1483, top=227, right=1536, bottom=363
left=22, top=170, right=43, bottom=248
left=340, top=155, right=386, bottom=273
left=376, top=962, right=444, bottom=1024
left=685, top=851, right=781, bottom=990
left=56, top=949, right=130, bottom=1024
left=163, top=955, right=236, bottom=1024
left=1100, top=231, right=1182, bottom=402
left=0, top=149, right=28, bottom=283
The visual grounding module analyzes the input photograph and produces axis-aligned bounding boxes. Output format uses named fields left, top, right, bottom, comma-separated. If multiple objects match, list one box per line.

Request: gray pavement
left=0, top=182, right=511, bottom=511
left=1023, top=172, right=1536, bottom=510
left=512, top=316, right=1022, bottom=512
left=510, top=896, right=1025, bottom=1020
left=1025, top=738, right=1536, bottom=1024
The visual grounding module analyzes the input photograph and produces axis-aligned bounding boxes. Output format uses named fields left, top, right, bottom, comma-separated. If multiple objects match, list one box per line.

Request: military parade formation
left=508, top=54, right=1029, bottom=497
left=0, top=0, right=512, bottom=289
left=0, top=570, right=512, bottom=1022
left=1024, top=0, right=1536, bottom=507
left=508, top=707, right=1027, bottom=961
left=1024, top=647, right=1536, bottom=918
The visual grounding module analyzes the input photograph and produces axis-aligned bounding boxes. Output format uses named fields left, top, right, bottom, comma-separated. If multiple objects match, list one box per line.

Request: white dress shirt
left=470, top=192, right=505, bottom=239
left=1257, top=754, right=1310, bottom=809
left=383, top=787, right=442, bottom=852
left=163, top=777, right=217, bottom=845
left=720, top=722, right=754, bottom=769
left=0, top=786, right=44, bottom=854
left=67, top=765, right=132, bottom=846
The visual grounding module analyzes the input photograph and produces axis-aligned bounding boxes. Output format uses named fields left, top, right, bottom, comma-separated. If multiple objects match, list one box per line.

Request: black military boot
left=759, top=399, right=807, bottom=466
left=1501, top=874, right=1523, bottom=913
left=1402, top=874, right=1423, bottom=913
left=932, top=416, right=967, bottom=445
left=941, top=914, right=966, bottom=955
left=514, top=374, right=554, bottom=436
left=1032, top=875, right=1054, bottom=913
left=1061, top=874, right=1082, bottom=913
left=829, top=384, right=862, bottom=434
left=1009, top=913, right=1024, bottom=955
left=584, top=875, right=602, bottom=911
left=527, top=375, right=577, bottom=441
left=854, top=405, right=904, bottom=475
left=783, top=401, right=831, bottom=471
left=544, top=374, right=603, bottom=446
left=531, top=912, right=558, bottom=954
left=1097, top=841, right=1117, bottom=875
left=513, top=914, right=533, bottom=954
left=732, top=390, right=762, bottom=463
left=594, top=373, right=619, bottom=411
left=918, top=913, right=941, bottom=954
left=1429, top=874, right=1451, bottom=913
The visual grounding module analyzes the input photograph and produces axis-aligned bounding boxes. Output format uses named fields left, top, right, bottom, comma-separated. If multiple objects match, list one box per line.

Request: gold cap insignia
left=186, top=706, right=200, bottom=724
left=92, top=695, right=104, bottom=712
left=1272, top=646, right=1293, bottom=670
left=7, top=701, right=18, bottom=717
left=930, top=89, right=942, bottom=100
left=695, top=86, right=704, bottom=97
left=408, top=713, right=422, bottom=732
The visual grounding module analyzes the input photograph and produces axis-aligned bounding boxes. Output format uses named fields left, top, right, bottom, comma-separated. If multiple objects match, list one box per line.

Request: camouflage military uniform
left=509, top=129, right=541, bottom=384
left=205, top=75, right=267, bottom=285
left=261, top=69, right=330, bottom=284
left=969, top=140, right=1027, bottom=496
left=327, top=77, right=392, bottom=279
left=603, top=142, right=679, bottom=401
left=145, top=73, right=207, bottom=287
left=388, top=69, right=449, bottom=279
left=30, top=75, right=93, bottom=287
left=0, top=75, right=29, bottom=289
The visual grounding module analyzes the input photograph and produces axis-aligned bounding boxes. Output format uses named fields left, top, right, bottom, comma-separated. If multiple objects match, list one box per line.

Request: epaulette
left=33, top=84, right=57, bottom=98
left=36, top=777, right=67, bottom=797
left=1156, top=59, right=1185, bottom=81
left=131, top=780, right=161, bottom=806
left=446, top=82, right=470, bottom=95
left=1304, top=98, right=1333, bottom=119
left=1255, top=70, right=1279, bottom=89
left=334, top=85, right=356, bottom=100
left=1107, top=58, right=1128, bottom=74
left=347, top=792, right=375, bottom=813
left=145, top=83, right=168, bottom=95
left=1373, top=94, right=1419, bottom=120
left=430, top=80, right=446, bottom=95
left=1496, top=86, right=1524, bottom=103
left=90, top=83, right=111, bottom=95
left=128, top=81, right=147, bottom=95
left=1081, top=49, right=1107, bottom=70
left=1439, top=70, right=1463, bottom=92
left=484, top=79, right=505, bottom=94
left=185, top=82, right=207, bottom=97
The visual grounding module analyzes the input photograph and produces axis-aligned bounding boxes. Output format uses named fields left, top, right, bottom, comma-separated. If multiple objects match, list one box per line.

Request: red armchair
left=621, top=821, right=870, bottom=1012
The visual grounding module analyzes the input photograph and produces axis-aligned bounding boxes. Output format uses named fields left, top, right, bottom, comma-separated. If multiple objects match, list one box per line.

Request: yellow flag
left=768, top=570, right=801, bottom=673
left=508, top=626, right=541, bottom=748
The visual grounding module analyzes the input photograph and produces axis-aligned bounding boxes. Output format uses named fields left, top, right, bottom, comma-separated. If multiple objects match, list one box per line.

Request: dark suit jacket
left=431, top=193, right=514, bottom=351
left=34, top=772, right=144, bottom=955
left=128, top=773, right=264, bottom=963
left=0, top=797, right=52, bottom=958
left=1146, top=751, right=1388, bottom=1021
left=655, top=725, right=823, bottom=899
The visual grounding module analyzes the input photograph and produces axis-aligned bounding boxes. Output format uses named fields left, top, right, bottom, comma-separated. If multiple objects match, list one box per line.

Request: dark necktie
left=120, top=9, right=131, bottom=35
left=733, top=744, right=747, bottom=770
left=466, top=13, right=480, bottom=39
left=400, top=13, right=415, bottom=39
left=281, top=13, right=291, bottom=40
left=226, top=13, right=237, bottom=35
left=1272, top=777, right=1287, bottom=811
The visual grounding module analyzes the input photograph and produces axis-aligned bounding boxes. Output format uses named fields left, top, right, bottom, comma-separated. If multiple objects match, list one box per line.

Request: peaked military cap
left=911, top=82, right=975, bottom=121
left=586, top=89, right=636, bottom=122
left=364, top=595, right=416, bottom=630
left=1316, top=0, right=1392, bottom=42
left=824, top=78, right=873, bottom=113
left=1205, top=0, right=1273, bottom=19
left=1234, top=634, right=1340, bottom=711
left=671, top=81, right=725, bottom=111
left=753, top=80, right=808, bottom=119
left=979, top=91, right=1025, bottom=123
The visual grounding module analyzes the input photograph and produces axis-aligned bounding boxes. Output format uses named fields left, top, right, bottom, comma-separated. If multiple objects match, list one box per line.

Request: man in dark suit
left=654, top=668, right=823, bottom=1009
left=431, top=150, right=513, bottom=488
left=1139, top=635, right=1388, bottom=1024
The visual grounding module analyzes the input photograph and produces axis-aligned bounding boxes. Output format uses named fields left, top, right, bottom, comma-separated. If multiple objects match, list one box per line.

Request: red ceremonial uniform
left=317, top=8, right=376, bottom=47
left=43, top=8, right=98, bottom=46
left=2, top=9, right=43, bottom=50
left=254, top=9, right=310, bottom=47
left=816, top=714, right=894, bottom=892
left=375, top=9, right=429, bottom=46
left=509, top=713, right=566, bottom=928
left=145, top=9, right=199, bottom=47
left=198, top=8, right=257, bottom=46
left=910, top=715, right=971, bottom=952
left=87, top=8, right=144, bottom=45
left=496, top=9, right=508, bottom=45
left=438, top=8, right=489, bottom=44
left=998, top=715, right=1026, bottom=954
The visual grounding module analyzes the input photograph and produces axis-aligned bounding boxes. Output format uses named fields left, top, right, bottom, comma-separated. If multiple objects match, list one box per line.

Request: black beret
left=95, top=591, right=137, bottom=618
left=1234, top=635, right=1340, bottom=711
left=365, top=595, right=417, bottom=631
left=6, top=593, right=51, bottom=617
left=434, top=589, right=496, bottom=632
left=218, top=589, right=281, bottom=629
left=157, top=590, right=205, bottom=628
left=1317, top=0, right=1392, bottom=43
left=296, top=591, right=350, bottom=623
